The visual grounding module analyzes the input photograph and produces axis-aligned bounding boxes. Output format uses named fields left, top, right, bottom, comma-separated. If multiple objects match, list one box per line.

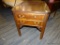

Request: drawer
left=19, top=19, right=43, bottom=27
left=16, top=13, right=45, bottom=21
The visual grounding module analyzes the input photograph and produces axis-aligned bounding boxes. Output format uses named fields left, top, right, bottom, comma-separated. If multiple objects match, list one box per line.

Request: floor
left=0, top=8, right=60, bottom=45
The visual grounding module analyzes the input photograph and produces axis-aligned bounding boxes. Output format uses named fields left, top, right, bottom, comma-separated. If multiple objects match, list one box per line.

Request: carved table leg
left=17, top=26, right=21, bottom=36
left=40, top=15, right=49, bottom=39
left=16, top=22, right=21, bottom=36
left=40, top=26, right=45, bottom=39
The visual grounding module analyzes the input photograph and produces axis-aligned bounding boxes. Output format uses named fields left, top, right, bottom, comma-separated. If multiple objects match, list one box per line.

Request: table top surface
left=12, top=1, right=50, bottom=14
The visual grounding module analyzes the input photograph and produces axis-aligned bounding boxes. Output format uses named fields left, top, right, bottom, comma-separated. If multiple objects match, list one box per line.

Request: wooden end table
left=12, top=1, right=50, bottom=39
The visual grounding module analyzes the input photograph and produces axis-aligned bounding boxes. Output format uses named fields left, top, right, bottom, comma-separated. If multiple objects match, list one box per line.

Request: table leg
left=40, top=26, right=46, bottom=39
left=16, top=23, right=21, bottom=36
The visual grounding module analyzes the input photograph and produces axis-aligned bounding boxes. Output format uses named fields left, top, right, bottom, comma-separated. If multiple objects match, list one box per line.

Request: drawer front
left=19, top=19, right=43, bottom=27
left=16, top=13, right=45, bottom=21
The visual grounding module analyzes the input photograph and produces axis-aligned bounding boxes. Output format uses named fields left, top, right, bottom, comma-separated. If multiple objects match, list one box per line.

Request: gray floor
left=0, top=8, right=60, bottom=45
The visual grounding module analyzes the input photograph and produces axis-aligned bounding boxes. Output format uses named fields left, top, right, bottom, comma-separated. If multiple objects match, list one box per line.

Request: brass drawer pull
left=18, top=15, right=21, bottom=18
left=34, top=22, right=39, bottom=25
left=18, top=15, right=25, bottom=18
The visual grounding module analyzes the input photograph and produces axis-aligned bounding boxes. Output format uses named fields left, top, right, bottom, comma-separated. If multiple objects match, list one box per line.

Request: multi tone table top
left=13, top=1, right=50, bottom=14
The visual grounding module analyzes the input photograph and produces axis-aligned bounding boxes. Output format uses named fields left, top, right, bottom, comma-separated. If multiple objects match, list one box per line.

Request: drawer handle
left=34, top=22, right=39, bottom=24
left=18, top=15, right=24, bottom=18
left=18, top=15, right=21, bottom=18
